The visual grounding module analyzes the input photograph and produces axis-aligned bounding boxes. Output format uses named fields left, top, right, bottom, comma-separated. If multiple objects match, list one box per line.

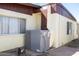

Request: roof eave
left=18, top=3, right=41, bottom=8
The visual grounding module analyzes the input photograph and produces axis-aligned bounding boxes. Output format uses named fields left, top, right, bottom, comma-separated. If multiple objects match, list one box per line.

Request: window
left=67, top=22, right=72, bottom=35
left=0, top=16, right=26, bottom=34
left=20, top=19, right=26, bottom=33
left=2, top=16, right=9, bottom=34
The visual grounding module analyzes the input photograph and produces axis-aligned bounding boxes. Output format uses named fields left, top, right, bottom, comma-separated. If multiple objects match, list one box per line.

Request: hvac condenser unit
left=26, top=30, right=50, bottom=52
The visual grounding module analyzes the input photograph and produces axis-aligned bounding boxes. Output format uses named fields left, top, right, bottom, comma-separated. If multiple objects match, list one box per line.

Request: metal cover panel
left=31, top=30, right=41, bottom=51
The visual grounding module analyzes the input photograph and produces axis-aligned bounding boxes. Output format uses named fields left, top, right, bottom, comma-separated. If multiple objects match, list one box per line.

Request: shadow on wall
left=41, top=12, right=48, bottom=30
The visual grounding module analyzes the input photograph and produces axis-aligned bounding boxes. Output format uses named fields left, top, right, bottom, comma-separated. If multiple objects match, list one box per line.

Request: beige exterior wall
left=0, top=8, right=39, bottom=30
left=47, top=5, right=78, bottom=48
left=32, top=13, right=41, bottom=29
left=77, top=23, right=79, bottom=38
left=0, top=8, right=40, bottom=52
left=47, top=5, right=59, bottom=48
left=47, top=13, right=60, bottom=48
left=0, top=34, right=25, bottom=52
left=58, top=14, right=78, bottom=48
left=0, top=6, right=77, bottom=51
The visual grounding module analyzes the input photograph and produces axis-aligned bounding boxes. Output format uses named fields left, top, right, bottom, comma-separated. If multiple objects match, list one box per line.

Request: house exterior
left=0, top=3, right=78, bottom=52
left=45, top=3, right=78, bottom=48
left=77, top=23, right=79, bottom=38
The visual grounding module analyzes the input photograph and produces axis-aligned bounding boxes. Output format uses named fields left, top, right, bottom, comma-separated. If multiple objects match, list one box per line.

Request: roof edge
left=18, top=3, right=41, bottom=8
left=57, top=3, right=76, bottom=21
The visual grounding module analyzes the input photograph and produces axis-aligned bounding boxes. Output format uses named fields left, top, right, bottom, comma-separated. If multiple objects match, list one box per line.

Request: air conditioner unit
left=25, top=30, right=50, bottom=52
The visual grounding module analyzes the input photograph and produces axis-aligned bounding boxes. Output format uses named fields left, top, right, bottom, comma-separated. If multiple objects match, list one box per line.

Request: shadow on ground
left=67, top=39, right=79, bottom=48
left=45, top=39, right=79, bottom=56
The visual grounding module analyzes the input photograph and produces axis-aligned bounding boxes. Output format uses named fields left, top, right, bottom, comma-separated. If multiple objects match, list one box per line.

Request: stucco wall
left=0, top=5, right=77, bottom=51
left=0, top=8, right=39, bottom=30
left=0, top=8, right=39, bottom=52
left=49, top=13, right=78, bottom=48
left=32, top=13, right=41, bottom=29
left=47, top=5, right=78, bottom=48
left=47, top=5, right=59, bottom=47
left=77, top=23, right=79, bottom=38
left=47, top=13, right=59, bottom=47
left=58, top=14, right=77, bottom=47
left=0, top=34, right=25, bottom=52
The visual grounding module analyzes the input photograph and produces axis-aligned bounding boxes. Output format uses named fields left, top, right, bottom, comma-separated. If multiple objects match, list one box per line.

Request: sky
left=62, top=3, right=79, bottom=22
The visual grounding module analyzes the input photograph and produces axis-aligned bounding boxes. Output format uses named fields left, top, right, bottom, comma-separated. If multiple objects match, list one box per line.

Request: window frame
left=67, top=22, right=72, bottom=35
left=0, top=16, right=26, bottom=35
